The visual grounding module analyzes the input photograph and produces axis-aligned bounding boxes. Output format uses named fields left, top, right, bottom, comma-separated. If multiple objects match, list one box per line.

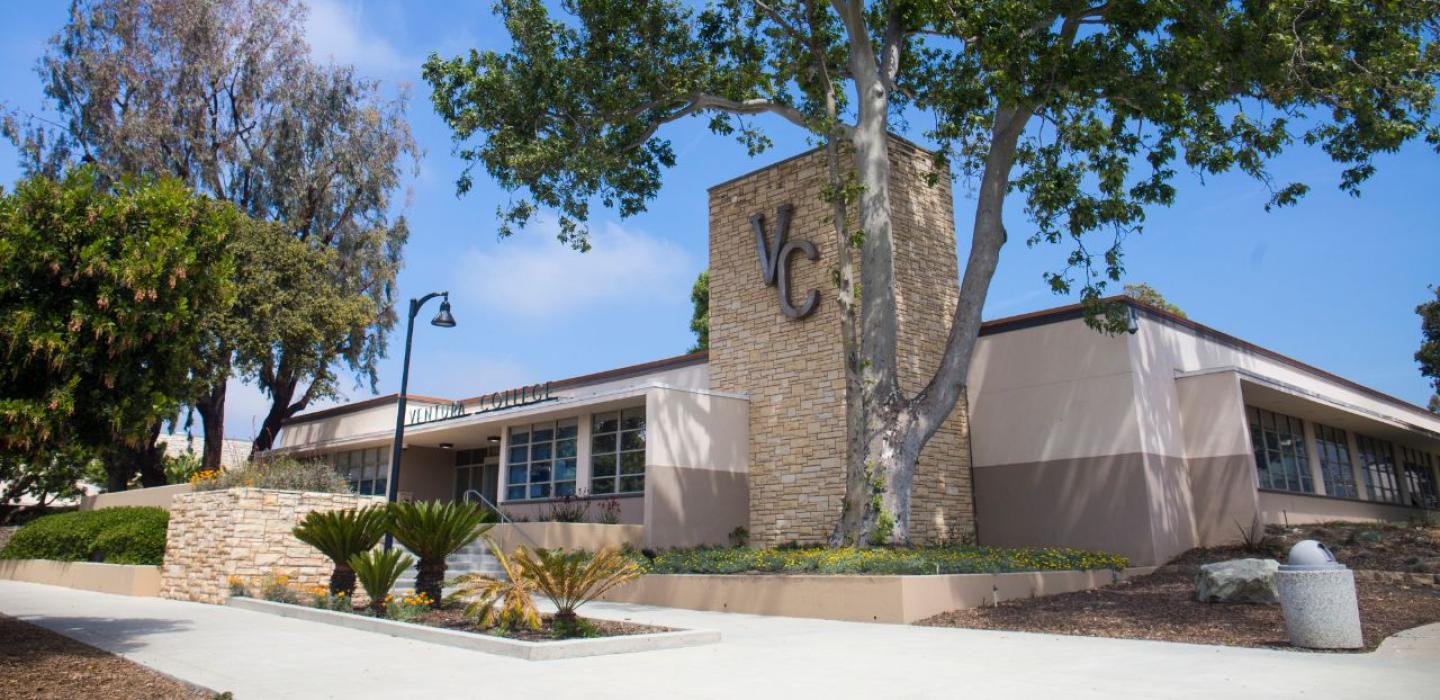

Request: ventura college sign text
left=750, top=203, right=819, bottom=319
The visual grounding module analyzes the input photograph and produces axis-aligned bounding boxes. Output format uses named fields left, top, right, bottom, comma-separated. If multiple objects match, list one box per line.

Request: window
left=591, top=407, right=646, bottom=495
left=505, top=419, right=578, bottom=500
left=333, top=447, right=388, bottom=496
left=1246, top=407, right=1312, bottom=493
left=1400, top=447, right=1439, bottom=508
left=1312, top=423, right=1358, bottom=499
left=1356, top=435, right=1401, bottom=503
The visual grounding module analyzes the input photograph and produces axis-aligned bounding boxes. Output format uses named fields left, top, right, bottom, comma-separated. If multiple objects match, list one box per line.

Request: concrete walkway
left=1, top=580, right=1435, bottom=699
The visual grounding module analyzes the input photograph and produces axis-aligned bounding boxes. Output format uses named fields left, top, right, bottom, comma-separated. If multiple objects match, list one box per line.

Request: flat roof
left=980, top=296, right=1435, bottom=420
left=282, top=351, right=708, bottom=427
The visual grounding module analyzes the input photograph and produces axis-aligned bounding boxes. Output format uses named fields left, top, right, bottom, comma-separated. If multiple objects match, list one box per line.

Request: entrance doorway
left=454, top=443, right=500, bottom=505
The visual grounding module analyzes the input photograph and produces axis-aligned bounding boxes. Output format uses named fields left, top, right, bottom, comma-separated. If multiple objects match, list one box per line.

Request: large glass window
left=1400, top=447, right=1439, bottom=508
left=590, top=407, right=646, bottom=495
left=505, top=419, right=578, bottom=500
left=1312, top=423, right=1358, bottom=499
left=1246, top=407, right=1312, bottom=493
left=1356, top=435, right=1401, bottom=503
left=333, top=447, right=388, bottom=496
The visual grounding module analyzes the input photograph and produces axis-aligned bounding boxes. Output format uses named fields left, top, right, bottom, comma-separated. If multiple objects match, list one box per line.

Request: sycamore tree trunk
left=826, top=1, right=1033, bottom=547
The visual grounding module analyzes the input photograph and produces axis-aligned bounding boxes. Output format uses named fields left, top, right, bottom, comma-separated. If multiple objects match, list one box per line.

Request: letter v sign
left=749, top=203, right=819, bottom=319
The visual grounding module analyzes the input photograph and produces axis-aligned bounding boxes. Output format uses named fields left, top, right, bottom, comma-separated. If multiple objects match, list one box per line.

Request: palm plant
left=349, top=547, right=414, bottom=615
left=292, top=506, right=389, bottom=596
left=513, top=546, right=642, bottom=629
left=446, top=539, right=540, bottom=631
left=388, top=500, right=494, bottom=606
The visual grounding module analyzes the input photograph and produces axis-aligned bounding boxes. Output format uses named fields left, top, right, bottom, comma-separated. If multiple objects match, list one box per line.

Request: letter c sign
left=750, top=204, right=819, bottom=319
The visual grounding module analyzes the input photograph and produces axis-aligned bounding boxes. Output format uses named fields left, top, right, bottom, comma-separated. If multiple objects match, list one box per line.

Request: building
left=270, top=137, right=1440, bottom=565
left=158, top=433, right=252, bottom=471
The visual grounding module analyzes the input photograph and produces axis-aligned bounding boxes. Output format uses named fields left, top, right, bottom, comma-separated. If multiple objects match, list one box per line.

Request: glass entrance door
left=454, top=444, right=500, bottom=504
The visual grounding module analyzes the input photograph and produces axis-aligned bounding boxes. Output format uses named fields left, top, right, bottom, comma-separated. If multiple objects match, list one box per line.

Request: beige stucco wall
left=161, top=488, right=383, bottom=604
left=1257, top=490, right=1427, bottom=526
left=500, top=494, right=645, bottom=525
left=644, top=388, right=750, bottom=548
left=80, top=483, right=193, bottom=511
left=487, top=521, right=644, bottom=553
left=601, top=567, right=1147, bottom=624
left=0, top=560, right=161, bottom=597
left=708, top=138, right=973, bottom=546
left=397, top=446, right=455, bottom=503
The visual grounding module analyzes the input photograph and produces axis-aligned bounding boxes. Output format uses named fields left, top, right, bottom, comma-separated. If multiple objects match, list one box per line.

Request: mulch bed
left=414, top=606, right=670, bottom=641
left=1168, top=523, right=1440, bottom=574
left=0, top=614, right=213, bottom=699
left=917, top=571, right=1440, bottom=652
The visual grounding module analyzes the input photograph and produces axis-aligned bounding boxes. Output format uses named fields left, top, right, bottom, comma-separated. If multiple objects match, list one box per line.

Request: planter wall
left=0, top=559, right=160, bottom=596
left=488, top=522, right=645, bottom=554
left=602, top=566, right=1157, bottom=624
left=160, top=488, right=382, bottom=604
left=80, top=483, right=194, bottom=511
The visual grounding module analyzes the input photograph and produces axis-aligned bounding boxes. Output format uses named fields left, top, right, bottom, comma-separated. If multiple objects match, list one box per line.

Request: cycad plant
left=446, top=539, right=540, bottom=632
left=349, top=547, right=414, bottom=615
left=292, top=506, right=390, bottom=596
left=513, top=546, right=642, bottom=631
left=388, top=500, right=494, bottom=606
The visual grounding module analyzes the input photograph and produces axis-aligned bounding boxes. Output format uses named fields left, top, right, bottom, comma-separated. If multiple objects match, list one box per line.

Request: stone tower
left=707, top=136, right=974, bottom=546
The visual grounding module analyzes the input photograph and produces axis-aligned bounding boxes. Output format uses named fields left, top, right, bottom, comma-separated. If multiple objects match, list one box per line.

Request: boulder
left=1195, top=558, right=1280, bottom=604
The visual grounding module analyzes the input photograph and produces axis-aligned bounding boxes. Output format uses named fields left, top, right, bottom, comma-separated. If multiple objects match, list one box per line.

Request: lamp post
left=384, top=291, right=456, bottom=550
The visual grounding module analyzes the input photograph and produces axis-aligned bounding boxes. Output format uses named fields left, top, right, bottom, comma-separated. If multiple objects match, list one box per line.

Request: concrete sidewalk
left=1, top=580, right=1435, bottom=699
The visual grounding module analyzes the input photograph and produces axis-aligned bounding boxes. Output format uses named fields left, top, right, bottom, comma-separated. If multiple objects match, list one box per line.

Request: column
left=1301, top=420, right=1327, bottom=497
left=1346, top=431, right=1369, bottom=501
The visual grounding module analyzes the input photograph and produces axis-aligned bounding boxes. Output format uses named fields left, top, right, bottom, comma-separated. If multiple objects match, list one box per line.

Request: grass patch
left=632, top=545, right=1128, bottom=575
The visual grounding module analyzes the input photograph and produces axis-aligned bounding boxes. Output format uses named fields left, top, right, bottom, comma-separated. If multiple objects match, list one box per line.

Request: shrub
left=0, top=507, right=169, bottom=565
left=514, top=546, right=642, bottom=632
left=384, top=590, right=433, bottom=622
left=388, top=500, right=494, bottom=607
left=259, top=571, right=301, bottom=604
left=349, top=548, right=414, bottom=615
left=447, top=539, right=541, bottom=632
left=541, top=494, right=589, bottom=523
left=292, top=506, right=389, bottom=596
left=192, top=457, right=348, bottom=493
left=633, top=545, right=1129, bottom=575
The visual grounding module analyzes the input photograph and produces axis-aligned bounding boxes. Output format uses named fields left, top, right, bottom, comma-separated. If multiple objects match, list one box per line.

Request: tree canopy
left=430, top=0, right=1434, bottom=544
left=1418, top=285, right=1440, bottom=412
left=0, top=168, right=239, bottom=490
left=1124, top=283, right=1185, bottom=318
left=689, top=269, right=710, bottom=352
left=5, top=0, right=420, bottom=461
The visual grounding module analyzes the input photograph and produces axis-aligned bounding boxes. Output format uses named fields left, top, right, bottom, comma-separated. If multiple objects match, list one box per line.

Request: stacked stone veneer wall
left=160, top=488, right=382, bottom=604
left=708, top=136, right=973, bottom=545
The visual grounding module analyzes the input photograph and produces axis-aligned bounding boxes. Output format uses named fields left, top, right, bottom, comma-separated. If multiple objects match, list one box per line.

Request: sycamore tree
left=0, top=168, right=237, bottom=491
left=1419, top=285, right=1440, bottom=412
left=4, top=0, right=419, bottom=467
left=424, top=1, right=1440, bottom=545
left=1123, top=283, right=1184, bottom=318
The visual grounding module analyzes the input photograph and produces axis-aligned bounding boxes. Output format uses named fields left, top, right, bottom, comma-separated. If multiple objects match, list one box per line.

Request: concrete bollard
left=1275, top=540, right=1363, bottom=649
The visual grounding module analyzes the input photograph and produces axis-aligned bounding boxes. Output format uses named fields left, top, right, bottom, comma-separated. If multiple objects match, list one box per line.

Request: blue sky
left=2, top=1, right=1436, bottom=439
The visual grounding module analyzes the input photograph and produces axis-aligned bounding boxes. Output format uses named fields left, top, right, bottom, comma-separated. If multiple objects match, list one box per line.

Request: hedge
left=633, top=545, right=1129, bottom=575
left=0, top=507, right=169, bottom=565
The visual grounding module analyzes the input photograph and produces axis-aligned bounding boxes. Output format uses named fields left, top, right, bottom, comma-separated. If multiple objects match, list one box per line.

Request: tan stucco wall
left=397, top=446, right=456, bottom=503
left=0, top=560, right=161, bottom=596
left=487, top=521, right=644, bottom=553
left=708, top=138, right=972, bottom=546
left=1257, top=490, right=1426, bottom=526
left=161, top=488, right=383, bottom=604
left=644, top=388, right=750, bottom=547
left=499, top=494, right=645, bottom=525
left=601, top=567, right=1147, bottom=624
left=80, top=483, right=193, bottom=511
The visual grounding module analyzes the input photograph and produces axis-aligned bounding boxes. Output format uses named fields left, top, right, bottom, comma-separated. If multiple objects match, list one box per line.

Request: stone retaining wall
left=160, top=488, right=381, bottom=604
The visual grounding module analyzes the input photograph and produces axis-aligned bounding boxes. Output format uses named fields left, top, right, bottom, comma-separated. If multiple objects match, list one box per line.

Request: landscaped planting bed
left=0, top=507, right=169, bottom=565
left=0, top=613, right=214, bottom=699
left=633, top=544, right=1128, bottom=575
left=917, top=570, right=1440, bottom=652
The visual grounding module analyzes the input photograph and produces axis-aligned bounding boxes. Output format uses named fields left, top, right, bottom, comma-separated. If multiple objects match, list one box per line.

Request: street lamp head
left=431, top=297, right=456, bottom=328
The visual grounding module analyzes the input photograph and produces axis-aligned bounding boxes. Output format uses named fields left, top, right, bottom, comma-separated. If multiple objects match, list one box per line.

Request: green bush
left=192, top=456, right=349, bottom=493
left=0, top=507, right=169, bottom=565
left=632, top=545, right=1128, bottom=575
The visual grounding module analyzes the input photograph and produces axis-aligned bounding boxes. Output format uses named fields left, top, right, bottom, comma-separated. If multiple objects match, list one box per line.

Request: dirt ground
left=0, top=614, right=214, bottom=699
left=1168, top=521, right=1440, bottom=574
left=918, top=571, right=1440, bottom=652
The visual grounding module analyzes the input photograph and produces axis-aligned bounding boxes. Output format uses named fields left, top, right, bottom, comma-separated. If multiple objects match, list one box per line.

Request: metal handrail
left=462, top=489, right=542, bottom=551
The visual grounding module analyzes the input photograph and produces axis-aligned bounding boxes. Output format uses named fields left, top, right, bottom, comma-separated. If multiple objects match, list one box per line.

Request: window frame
left=1311, top=423, right=1358, bottom=500
left=504, top=419, right=579, bottom=501
left=1399, top=447, right=1439, bottom=508
left=589, top=406, right=646, bottom=496
left=1245, top=406, right=1313, bottom=494
left=333, top=447, right=388, bottom=496
left=1356, top=434, right=1402, bottom=504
